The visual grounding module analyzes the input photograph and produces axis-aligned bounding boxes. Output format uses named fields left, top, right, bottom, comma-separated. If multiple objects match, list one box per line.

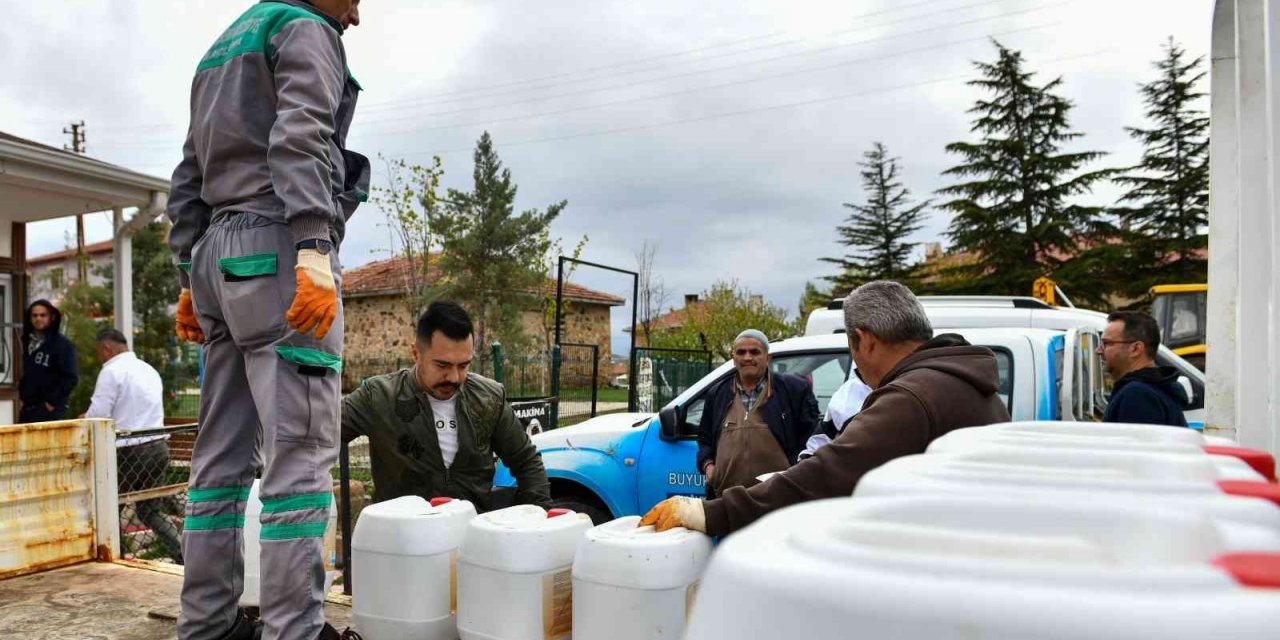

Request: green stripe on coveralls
left=196, top=3, right=326, bottom=72
left=218, top=253, right=278, bottom=277
left=275, top=346, right=343, bottom=373
left=188, top=486, right=251, bottom=503
left=178, top=261, right=192, bottom=274
left=185, top=513, right=246, bottom=531
left=261, top=521, right=328, bottom=540
left=261, top=492, right=332, bottom=514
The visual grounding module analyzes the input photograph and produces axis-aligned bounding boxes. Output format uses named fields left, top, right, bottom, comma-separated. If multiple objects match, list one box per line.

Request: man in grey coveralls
left=166, top=1, right=367, bottom=639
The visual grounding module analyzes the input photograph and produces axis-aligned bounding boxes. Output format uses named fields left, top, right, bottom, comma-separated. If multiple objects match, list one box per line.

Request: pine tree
left=1114, top=38, right=1209, bottom=292
left=821, top=142, right=928, bottom=291
left=937, top=41, right=1114, bottom=297
left=430, top=131, right=566, bottom=373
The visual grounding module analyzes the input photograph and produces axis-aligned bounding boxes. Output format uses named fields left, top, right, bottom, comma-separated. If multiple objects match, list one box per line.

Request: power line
left=90, top=3, right=1070, bottom=152
left=358, top=0, right=1065, bottom=119
left=381, top=46, right=1126, bottom=159
left=356, top=0, right=993, bottom=111
left=357, top=20, right=1062, bottom=138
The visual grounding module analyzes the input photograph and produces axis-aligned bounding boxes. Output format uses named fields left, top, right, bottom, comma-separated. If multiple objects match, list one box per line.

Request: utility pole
left=64, top=121, right=87, bottom=282
left=63, top=121, right=85, bottom=154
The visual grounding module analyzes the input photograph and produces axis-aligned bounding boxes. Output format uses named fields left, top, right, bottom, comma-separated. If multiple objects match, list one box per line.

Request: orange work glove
left=176, top=288, right=204, bottom=343
left=286, top=249, right=338, bottom=339
left=638, top=496, right=707, bottom=533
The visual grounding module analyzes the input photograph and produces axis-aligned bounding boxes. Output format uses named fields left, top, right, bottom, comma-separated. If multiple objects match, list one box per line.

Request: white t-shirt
left=84, top=351, right=166, bottom=448
left=428, top=394, right=460, bottom=469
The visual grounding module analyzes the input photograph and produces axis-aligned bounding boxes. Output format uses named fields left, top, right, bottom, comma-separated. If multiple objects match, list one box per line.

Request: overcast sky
left=1, top=0, right=1211, bottom=354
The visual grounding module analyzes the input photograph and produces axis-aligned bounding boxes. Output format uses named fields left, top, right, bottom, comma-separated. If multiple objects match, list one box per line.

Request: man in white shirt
left=796, top=373, right=872, bottom=461
left=86, top=329, right=181, bottom=562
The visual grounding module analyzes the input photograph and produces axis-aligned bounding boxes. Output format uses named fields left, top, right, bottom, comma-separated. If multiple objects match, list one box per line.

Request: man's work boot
left=213, top=609, right=259, bottom=640
left=316, top=623, right=363, bottom=640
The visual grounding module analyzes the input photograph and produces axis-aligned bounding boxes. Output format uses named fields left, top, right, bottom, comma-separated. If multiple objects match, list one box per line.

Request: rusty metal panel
left=0, top=420, right=97, bottom=579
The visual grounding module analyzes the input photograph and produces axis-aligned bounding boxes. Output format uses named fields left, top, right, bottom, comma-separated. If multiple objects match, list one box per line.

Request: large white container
left=240, top=479, right=338, bottom=607
left=929, top=421, right=1275, bottom=481
left=855, top=452, right=1280, bottom=532
left=571, top=516, right=711, bottom=640
left=457, top=505, right=593, bottom=640
left=352, top=496, right=478, bottom=640
left=686, top=496, right=1280, bottom=640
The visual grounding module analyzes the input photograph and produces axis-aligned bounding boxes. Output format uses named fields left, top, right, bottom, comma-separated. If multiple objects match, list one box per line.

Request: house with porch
left=0, top=132, right=169, bottom=424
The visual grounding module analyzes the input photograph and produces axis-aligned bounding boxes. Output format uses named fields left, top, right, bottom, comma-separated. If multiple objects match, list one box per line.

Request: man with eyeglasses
left=1097, top=311, right=1189, bottom=427
left=695, top=329, right=820, bottom=497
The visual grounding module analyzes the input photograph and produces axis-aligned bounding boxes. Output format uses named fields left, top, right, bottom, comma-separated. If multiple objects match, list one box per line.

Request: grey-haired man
left=648, top=281, right=1010, bottom=535
left=695, top=329, right=820, bottom=496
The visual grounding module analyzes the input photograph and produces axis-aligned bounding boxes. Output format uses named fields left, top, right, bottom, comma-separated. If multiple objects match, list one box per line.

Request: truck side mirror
left=1177, top=375, right=1195, bottom=403
left=659, top=406, right=681, bottom=441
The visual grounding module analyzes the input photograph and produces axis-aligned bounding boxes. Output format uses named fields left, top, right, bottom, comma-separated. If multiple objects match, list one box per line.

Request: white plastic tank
left=351, top=495, right=477, bottom=640
left=855, top=452, right=1280, bottom=533
left=571, top=516, right=711, bottom=640
left=929, top=422, right=1276, bottom=481
left=457, top=505, right=593, bottom=640
left=686, top=496, right=1280, bottom=640
left=240, top=479, right=339, bottom=607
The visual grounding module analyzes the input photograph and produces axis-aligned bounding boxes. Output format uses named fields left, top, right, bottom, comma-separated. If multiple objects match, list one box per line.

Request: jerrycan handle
left=1204, top=446, right=1277, bottom=481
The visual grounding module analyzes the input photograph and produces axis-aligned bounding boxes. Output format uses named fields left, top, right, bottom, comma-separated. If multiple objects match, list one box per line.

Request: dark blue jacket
left=19, top=300, right=78, bottom=410
left=1103, top=366, right=1188, bottom=427
left=696, top=372, right=821, bottom=476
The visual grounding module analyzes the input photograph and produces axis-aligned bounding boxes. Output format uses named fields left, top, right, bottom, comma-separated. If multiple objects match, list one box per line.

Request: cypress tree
left=821, top=142, right=928, bottom=291
left=937, top=41, right=1114, bottom=297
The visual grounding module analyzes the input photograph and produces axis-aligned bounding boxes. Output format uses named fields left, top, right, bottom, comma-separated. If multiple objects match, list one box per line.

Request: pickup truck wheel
left=550, top=497, right=612, bottom=525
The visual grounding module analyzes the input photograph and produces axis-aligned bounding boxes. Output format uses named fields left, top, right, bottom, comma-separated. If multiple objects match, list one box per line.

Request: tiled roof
left=342, top=255, right=626, bottom=306
left=28, top=239, right=114, bottom=266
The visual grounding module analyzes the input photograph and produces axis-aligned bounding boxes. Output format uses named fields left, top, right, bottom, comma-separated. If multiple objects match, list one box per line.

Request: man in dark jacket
left=697, top=329, right=820, bottom=496
left=19, top=299, right=78, bottom=423
left=1099, top=311, right=1188, bottom=427
left=641, top=281, right=1011, bottom=536
left=342, top=301, right=551, bottom=510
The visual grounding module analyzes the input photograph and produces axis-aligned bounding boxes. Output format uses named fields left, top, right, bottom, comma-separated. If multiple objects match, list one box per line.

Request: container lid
left=352, top=495, right=477, bottom=555
left=572, top=516, right=713, bottom=590
left=855, top=454, right=1280, bottom=532
left=459, top=505, right=593, bottom=573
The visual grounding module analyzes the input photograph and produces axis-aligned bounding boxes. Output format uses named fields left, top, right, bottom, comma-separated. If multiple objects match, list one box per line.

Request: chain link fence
left=116, top=423, right=197, bottom=565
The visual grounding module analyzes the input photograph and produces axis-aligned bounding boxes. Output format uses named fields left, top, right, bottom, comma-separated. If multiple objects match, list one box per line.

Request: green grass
left=559, top=387, right=628, bottom=404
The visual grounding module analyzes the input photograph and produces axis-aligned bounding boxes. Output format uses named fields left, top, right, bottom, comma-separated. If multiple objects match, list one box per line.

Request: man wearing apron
left=166, top=2, right=368, bottom=639
left=696, top=330, right=820, bottom=496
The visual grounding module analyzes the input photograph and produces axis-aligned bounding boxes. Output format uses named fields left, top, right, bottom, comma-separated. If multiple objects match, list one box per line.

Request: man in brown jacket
left=640, top=280, right=1011, bottom=536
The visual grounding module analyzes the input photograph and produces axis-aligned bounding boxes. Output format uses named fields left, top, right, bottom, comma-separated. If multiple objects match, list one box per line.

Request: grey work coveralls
left=165, top=2, right=369, bottom=639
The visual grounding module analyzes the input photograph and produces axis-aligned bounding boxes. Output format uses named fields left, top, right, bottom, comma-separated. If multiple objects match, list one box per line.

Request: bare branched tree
left=635, top=240, right=669, bottom=347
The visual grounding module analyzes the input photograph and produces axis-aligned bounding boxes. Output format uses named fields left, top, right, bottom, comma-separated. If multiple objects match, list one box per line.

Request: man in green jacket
left=343, top=301, right=551, bottom=509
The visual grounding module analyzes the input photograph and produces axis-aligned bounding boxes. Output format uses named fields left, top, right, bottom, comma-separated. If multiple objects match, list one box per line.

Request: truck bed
left=0, top=562, right=353, bottom=640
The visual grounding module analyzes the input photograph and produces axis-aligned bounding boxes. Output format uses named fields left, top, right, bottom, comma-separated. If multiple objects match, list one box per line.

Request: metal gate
left=633, top=347, right=714, bottom=413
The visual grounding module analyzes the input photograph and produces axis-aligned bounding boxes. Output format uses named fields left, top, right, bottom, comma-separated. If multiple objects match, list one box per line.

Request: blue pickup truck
left=495, top=326, right=1116, bottom=523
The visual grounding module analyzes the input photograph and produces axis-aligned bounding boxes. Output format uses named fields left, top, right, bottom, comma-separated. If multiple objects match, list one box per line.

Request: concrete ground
left=0, top=561, right=353, bottom=640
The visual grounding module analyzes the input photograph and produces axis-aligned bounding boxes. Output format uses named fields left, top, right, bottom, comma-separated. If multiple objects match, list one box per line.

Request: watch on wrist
left=296, top=239, right=333, bottom=255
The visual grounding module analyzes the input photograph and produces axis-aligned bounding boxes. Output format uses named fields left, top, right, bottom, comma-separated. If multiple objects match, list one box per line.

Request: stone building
left=341, top=256, right=624, bottom=389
